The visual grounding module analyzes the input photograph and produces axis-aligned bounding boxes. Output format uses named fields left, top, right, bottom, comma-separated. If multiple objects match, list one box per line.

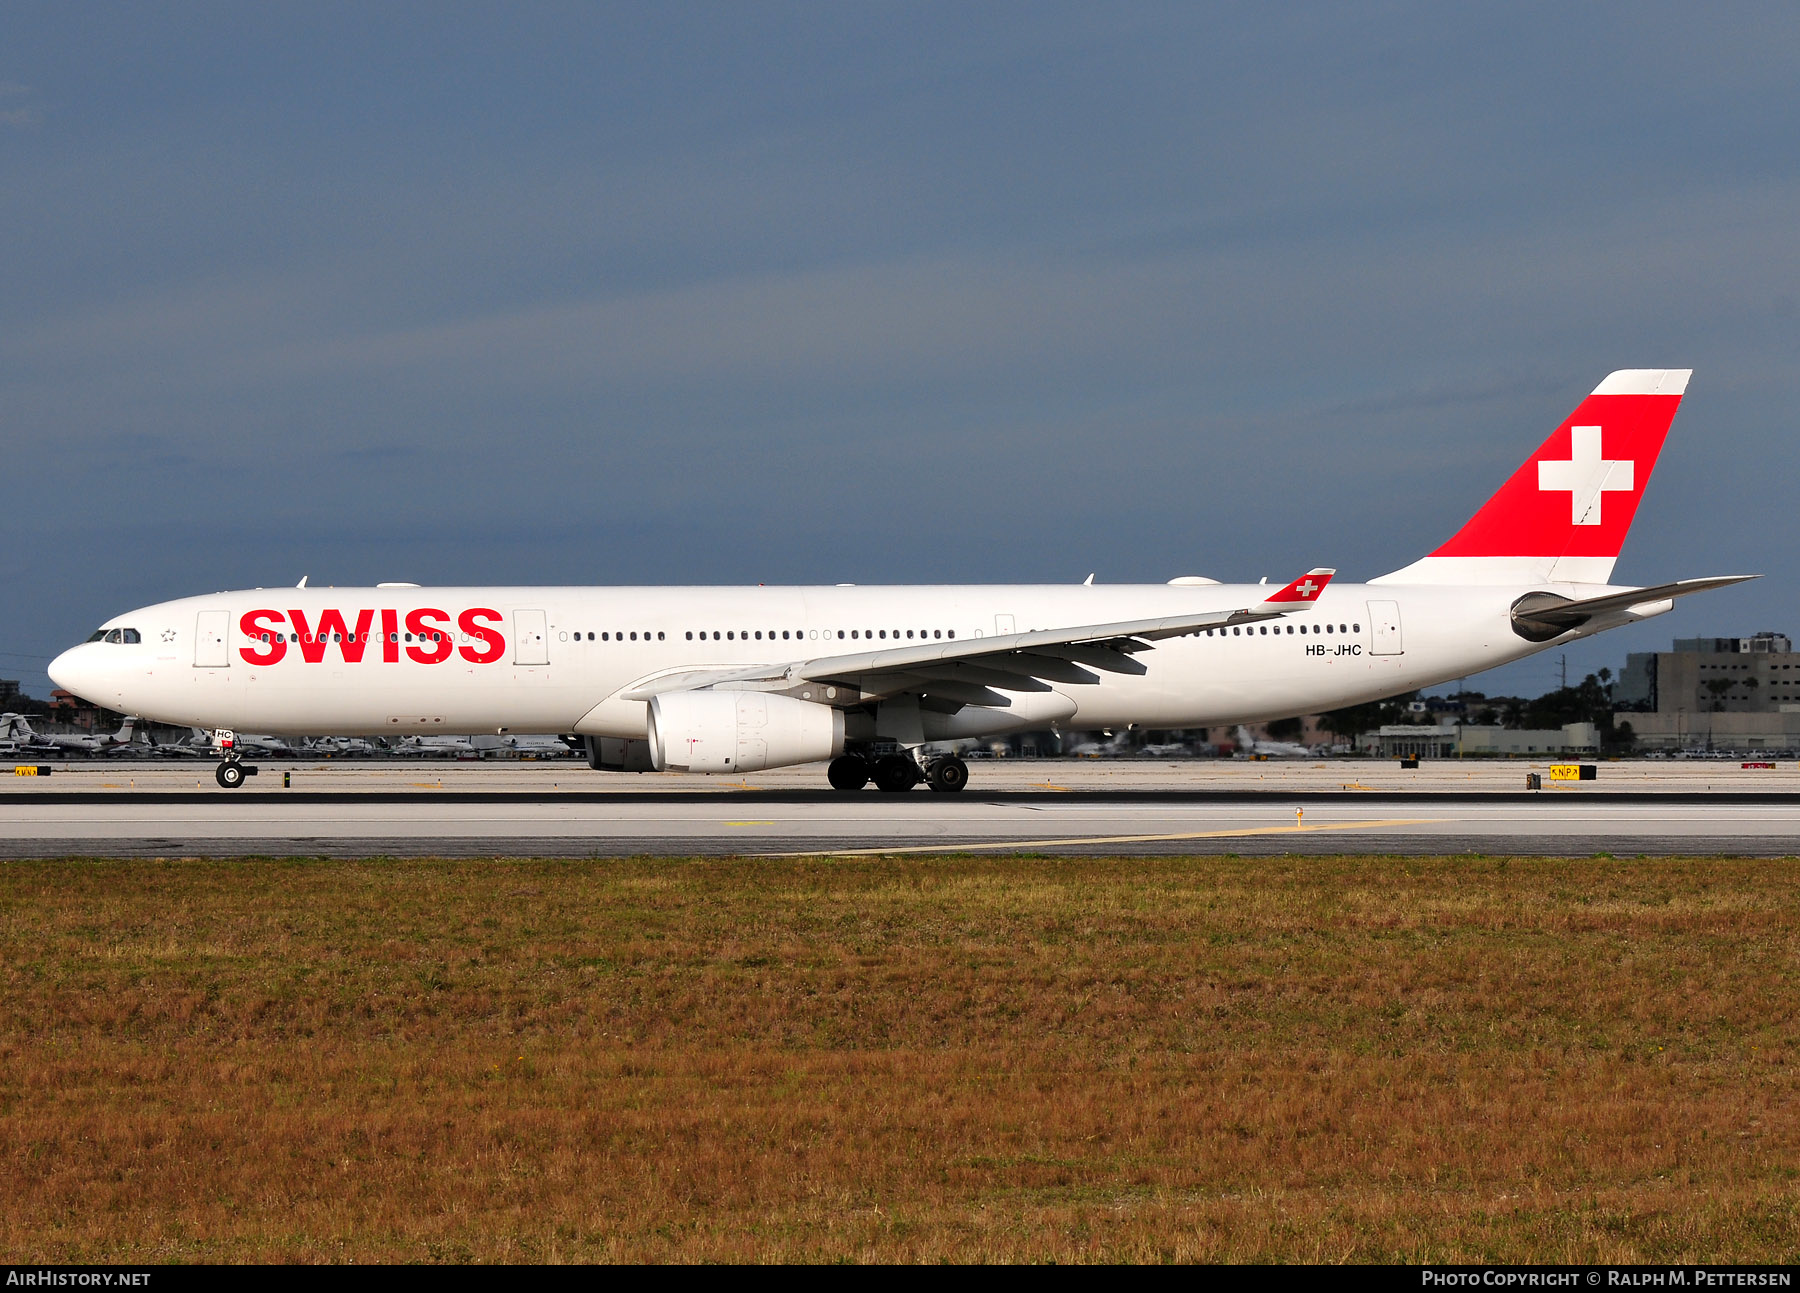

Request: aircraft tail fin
left=1372, top=369, right=1690, bottom=586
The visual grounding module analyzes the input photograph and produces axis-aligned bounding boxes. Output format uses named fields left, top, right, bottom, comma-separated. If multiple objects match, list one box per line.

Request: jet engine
left=647, top=690, right=845, bottom=774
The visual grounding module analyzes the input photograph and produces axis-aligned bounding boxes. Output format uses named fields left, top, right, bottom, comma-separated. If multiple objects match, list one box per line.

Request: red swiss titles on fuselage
left=237, top=608, right=506, bottom=666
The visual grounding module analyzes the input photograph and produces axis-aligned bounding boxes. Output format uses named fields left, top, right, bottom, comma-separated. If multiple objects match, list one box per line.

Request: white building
left=1360, top=721, right=1599, bottom=758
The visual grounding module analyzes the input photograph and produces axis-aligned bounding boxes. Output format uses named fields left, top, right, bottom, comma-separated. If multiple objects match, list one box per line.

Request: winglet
left=1262, top=567, right=1335, bottom=604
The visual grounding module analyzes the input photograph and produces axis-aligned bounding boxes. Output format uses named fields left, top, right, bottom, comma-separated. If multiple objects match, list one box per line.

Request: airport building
left=1360, top=722, right=1599, bottom=759
left=1613, top=631, right=1800, bottom=751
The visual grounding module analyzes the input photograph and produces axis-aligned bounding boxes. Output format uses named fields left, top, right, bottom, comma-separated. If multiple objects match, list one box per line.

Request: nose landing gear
left=210, top=729, right=259, bottom=790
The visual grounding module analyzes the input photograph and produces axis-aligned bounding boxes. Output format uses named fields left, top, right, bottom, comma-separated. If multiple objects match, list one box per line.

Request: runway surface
left=3, top=758, right=1797, bottom=856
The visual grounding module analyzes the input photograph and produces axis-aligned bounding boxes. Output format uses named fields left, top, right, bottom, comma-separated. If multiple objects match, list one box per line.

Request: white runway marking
left=766, top=818, right=1444, bottom=857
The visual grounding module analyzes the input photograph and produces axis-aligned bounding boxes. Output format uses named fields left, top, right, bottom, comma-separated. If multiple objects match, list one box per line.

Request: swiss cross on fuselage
left=1538, top=426, right=1634, bottom=526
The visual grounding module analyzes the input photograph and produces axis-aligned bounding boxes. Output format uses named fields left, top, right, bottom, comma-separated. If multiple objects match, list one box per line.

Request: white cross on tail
left=1537, top=426, right=1634, bottom=526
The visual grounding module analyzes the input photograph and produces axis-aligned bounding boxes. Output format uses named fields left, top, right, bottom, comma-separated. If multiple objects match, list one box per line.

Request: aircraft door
left=194, top=610, right=230, bottom=667
left=1367, top=600, right=1403, bottom=656
left=513, top=610, right=549, bottom=665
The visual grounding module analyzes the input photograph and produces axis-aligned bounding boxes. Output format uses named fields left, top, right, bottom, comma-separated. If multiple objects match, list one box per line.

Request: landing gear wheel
left=926, top=755, right=969, bottom=794
left=872, top=754, right=921, bottom=793
left=216, top=761, right=246, bottom=789
left=827, top=755, right=869, bottom=791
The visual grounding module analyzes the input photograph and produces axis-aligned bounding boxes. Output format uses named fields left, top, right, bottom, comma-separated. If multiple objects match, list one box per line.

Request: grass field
left=1, top=854, right=1796, bottom=1262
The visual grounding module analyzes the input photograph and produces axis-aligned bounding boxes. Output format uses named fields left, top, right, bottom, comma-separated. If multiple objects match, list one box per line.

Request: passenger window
left=948, top=630, right=955, bottom=639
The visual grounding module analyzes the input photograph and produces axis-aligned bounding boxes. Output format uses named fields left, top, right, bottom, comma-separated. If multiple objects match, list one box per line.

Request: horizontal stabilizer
left=1511, top=575, right=1757, bottom=642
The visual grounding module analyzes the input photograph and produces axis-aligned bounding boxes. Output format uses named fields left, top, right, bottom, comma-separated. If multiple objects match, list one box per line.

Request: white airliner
left=50, top=370, right=1750, bottom=791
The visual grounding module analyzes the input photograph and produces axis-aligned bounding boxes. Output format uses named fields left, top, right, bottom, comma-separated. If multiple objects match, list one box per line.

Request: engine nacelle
left=647, top=691, right=845, bottom=774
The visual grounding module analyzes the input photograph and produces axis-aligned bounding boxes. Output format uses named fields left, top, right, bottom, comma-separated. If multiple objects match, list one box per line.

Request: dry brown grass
left=1, top=854, right=1797, bottom=1262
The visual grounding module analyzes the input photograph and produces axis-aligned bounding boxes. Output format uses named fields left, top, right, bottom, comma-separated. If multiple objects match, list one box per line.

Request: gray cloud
left=1, top=2, right=1795, bottom=698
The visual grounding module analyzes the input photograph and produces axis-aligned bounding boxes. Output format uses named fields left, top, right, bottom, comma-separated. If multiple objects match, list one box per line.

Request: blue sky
left=4, top=2, right=1796, bottom=699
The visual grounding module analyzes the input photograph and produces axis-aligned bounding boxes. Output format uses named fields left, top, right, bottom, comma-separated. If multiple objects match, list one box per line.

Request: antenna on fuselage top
left=296, top=575, right=308, bottom=588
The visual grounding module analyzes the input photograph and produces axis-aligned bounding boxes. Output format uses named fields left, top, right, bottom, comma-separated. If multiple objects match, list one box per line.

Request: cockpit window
left=121, top=628, right=140, bottom=643
left=87, top=629, right=107, bottom=642
left=104, top=629, right=123, bottom=643
left=94, top=628, right=141, bottom=644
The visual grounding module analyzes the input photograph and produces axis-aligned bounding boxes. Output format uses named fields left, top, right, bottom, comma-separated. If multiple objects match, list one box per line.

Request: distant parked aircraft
left=0, top=713, right=139, bottom=755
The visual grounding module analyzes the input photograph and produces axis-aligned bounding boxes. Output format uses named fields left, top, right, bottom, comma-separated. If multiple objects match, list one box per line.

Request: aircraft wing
left=621, top=569, right=1336, bottom=707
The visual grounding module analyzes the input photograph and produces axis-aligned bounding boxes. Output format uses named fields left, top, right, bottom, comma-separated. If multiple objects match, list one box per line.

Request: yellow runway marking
left=725, top=820, right=776, bottom=826
left=768, top=818, right=1442, bottom=857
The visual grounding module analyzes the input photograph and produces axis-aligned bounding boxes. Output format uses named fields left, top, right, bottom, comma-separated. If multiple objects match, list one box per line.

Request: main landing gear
left=827, top=752, right=968, bottom=794
left=827, top=755, right=870, bottom=791
left=211, top=729, right=259, bottom=790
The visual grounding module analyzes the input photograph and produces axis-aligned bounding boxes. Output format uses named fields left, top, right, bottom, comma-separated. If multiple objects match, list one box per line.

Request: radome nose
left=48, top=646, right=95, bottom=701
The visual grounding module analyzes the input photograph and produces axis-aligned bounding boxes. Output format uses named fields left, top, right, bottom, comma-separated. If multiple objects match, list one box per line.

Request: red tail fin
left=1374, top=369, right=1689, bottom=586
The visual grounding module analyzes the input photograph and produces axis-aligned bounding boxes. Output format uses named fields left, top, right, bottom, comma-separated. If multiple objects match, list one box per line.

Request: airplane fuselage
left=49, top=580, right=1608, bottom=740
